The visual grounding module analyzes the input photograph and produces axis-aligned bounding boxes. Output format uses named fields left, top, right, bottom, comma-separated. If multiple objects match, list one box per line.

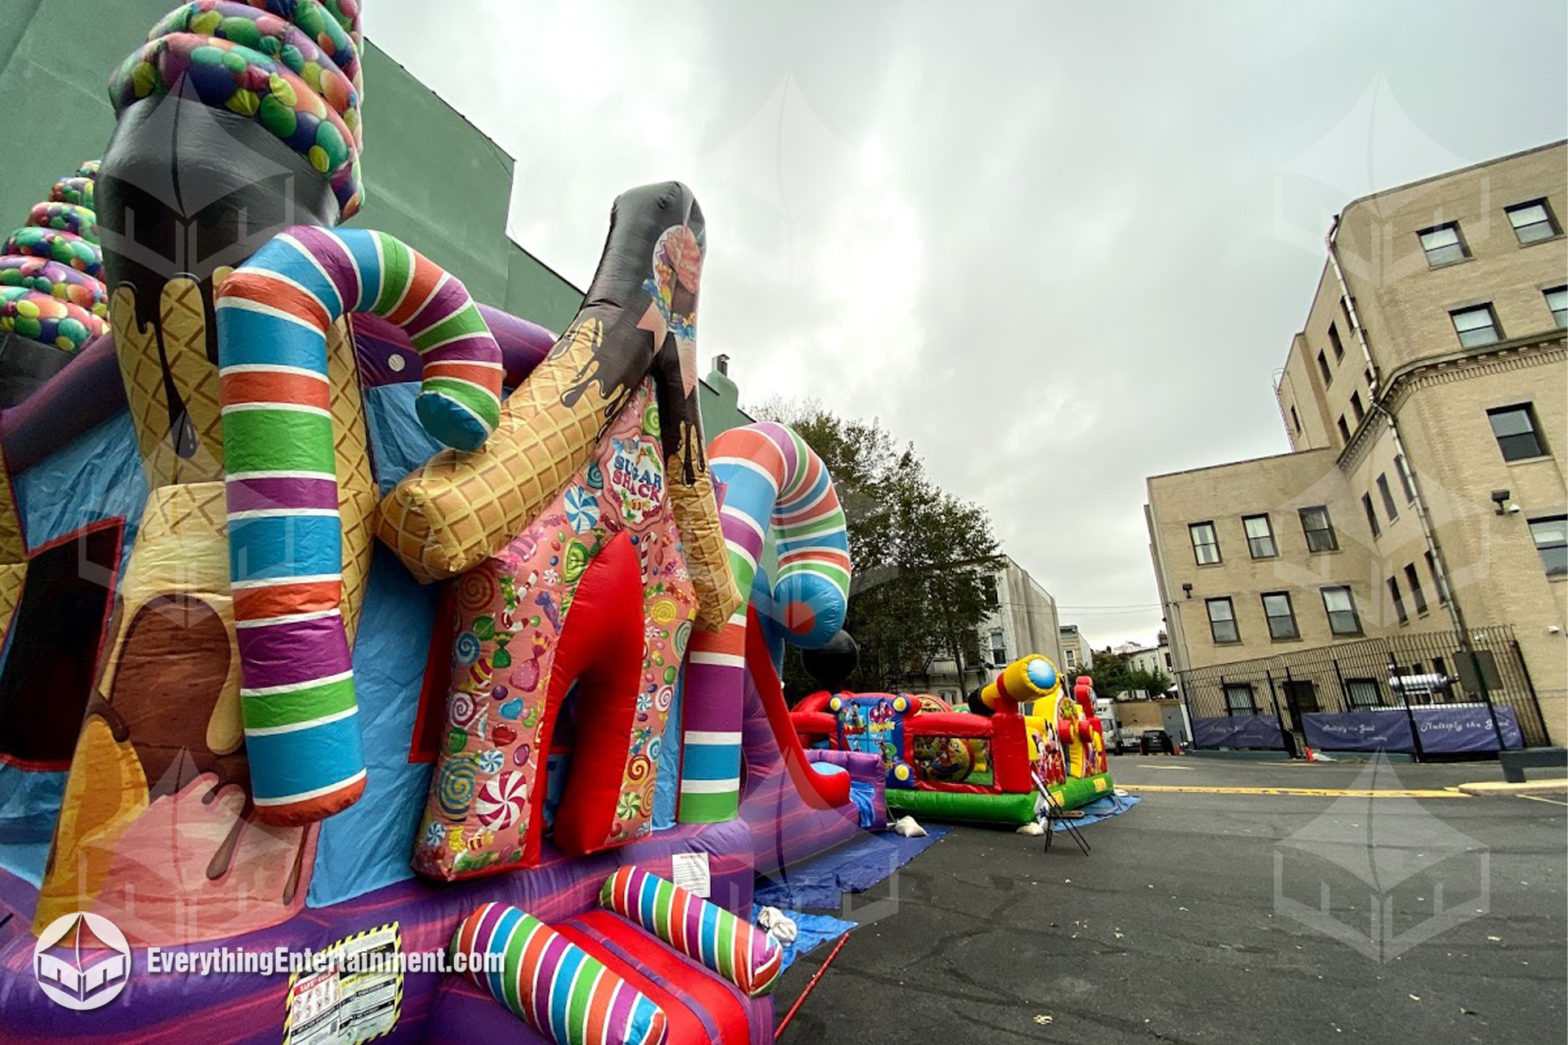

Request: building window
left=1530, top=516, right=1567, bottom=576
left=1328, top=322, right=1345, bottom=360
left=1321, top=586, right=1361, bottom=636
left=1337, top=416, right=1351, bottom=443
left=1243, top=514, right=1277, bottom=558
left=1376, top=473, right=1398, bottom=521
left=1317, top=350, right=1332, bottom=384
left=1290, top=405, right=1301, bottom=434
left=989, top=628, right=1007, bottom=665
left=1164, top=652, right=1172, bottom=668
left=1345, top=678, right=1382, bottom=709
left=1487, top=403, right=1548, bottom=461
left=1388, top=575, right=1408, bottom=625
left=1362, top=493, right=1381, bottom=537
left=1424, top=550, right=1448, bottom=605
left=1450, top=304, right=1502, bottom=348
left=1350, top=391, right=1366, bottom=423
left=1223, top=682, right=1257, bottom=715
left=1505, top=199, right=1560, bottom=244
left=1261, top=592, right=1299, bottom=640
left=1189, top=521, right=1221, bottom=565
left=1395, top=454, right=1416, bottom=502
left=1418, top=222, right=1469, bottom=266
left=1404, top=563, right=1428, bottom=615
left=1065, top=648, right=1076, bottom=668
left=1546, top=286, right=1567, bottom=329
left=1299, top=506, right=1338, bottom=552
left=1206, top=597, right=1239, bottom=644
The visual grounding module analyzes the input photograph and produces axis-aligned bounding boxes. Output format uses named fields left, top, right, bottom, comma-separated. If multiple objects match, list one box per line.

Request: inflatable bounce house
left=794, top=657, right=1113, bottom=825
left=0, top=4, right=887, bottom=1042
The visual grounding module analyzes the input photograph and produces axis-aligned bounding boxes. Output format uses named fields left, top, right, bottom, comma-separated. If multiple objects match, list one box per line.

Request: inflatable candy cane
left=217, top=226, right=504, bottom=824
left=678, top=422, right=851, bottom=822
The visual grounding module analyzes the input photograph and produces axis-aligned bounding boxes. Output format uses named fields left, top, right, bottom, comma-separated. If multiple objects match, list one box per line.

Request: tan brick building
left=1146, top=141, right=1567, bottom=752
left=1059, top=624, right=1093, bottom=674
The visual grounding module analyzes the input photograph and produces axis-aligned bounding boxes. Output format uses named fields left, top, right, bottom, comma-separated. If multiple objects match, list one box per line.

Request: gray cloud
left=368, top=0, right=1567, bottom=649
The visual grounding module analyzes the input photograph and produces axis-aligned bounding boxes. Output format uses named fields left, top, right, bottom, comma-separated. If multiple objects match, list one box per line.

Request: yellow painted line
left=1121, top=784, right=1470, bottom=799
left=1457, top=779, right=1568, bottom=797
left=1516, top=793, right=1568, bottom=807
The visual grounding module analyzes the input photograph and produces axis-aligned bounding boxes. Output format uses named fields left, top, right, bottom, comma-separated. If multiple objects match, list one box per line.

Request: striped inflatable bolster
left=598, top=867, right=782, bottom=998
left=678, top=422, right=849, bottom=823
left=450, top=902, right=668, bottom=1045
left=216, top=225, right=504, bottom=824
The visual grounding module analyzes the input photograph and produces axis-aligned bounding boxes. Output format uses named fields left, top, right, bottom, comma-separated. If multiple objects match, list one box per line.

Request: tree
left=1072, top=646, right=1174, bottom=699
left=750, top=398, right=1001, bottom=697
left=1072, top=647, right=1130, bottom=697
left=1128, top=667, right=1176, bottom=697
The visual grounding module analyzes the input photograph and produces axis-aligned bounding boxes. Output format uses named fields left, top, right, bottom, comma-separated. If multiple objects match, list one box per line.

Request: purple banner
left=1415, top=704, right=1522, bottom=753
left=1303, top=705, right=1522, bottom=753
left=1302, top=710, right=1412, bottom=752
left=1191, top=714, right=1285, bottom=750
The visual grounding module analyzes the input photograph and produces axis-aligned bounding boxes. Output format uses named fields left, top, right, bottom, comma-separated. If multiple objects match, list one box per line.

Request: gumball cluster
left=109, top=0, right=366, bottom=218
left=0, top=160, right=109, bottom=353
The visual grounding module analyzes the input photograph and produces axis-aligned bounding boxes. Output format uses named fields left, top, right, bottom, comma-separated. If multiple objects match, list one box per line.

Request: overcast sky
left=366, top=0, right=1566, bottom=650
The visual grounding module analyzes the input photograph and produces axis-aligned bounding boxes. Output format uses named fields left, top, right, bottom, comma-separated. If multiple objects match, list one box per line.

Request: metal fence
left=1176, top=625, right=1550, bottom=757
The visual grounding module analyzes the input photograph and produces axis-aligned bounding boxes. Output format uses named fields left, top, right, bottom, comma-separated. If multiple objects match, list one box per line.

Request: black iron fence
left=1176, top=625, right=1550, bottom=757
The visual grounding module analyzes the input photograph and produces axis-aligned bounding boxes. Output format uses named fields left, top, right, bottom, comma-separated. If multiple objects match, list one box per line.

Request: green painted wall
left=0, top=0, right=141, bottom=214
left=0, top=0, right=580, bottom=332
left=698, top=368, right=753, bottom=437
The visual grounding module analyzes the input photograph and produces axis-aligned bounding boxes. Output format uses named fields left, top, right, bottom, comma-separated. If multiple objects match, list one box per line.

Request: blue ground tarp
left=1054, top=792, right=1140, bottom=827
left=755, top=826, right=950, bottom=910
left=753, top=907, right=857, bottom=973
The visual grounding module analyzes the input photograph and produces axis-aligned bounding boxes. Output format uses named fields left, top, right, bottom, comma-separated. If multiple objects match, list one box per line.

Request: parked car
left=1139, top=728, right=1175, bottom=755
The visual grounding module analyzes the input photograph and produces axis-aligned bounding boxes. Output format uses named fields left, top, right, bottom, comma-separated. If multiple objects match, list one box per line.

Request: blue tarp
left=752, top=906, right=856, bottom=973
left=848, top=780, right=878, bottom=828
left=755, top=826, right=949, bottom=910
left=1055, top=792, right=1140, bottom=827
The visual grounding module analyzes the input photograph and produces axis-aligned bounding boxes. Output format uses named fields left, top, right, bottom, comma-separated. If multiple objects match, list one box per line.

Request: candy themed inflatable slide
left=0, top=4, right=883, bottom=1042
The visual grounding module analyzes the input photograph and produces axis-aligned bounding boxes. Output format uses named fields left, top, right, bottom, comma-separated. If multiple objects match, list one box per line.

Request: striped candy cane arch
left=678, top=422, right=851, bottom=822
left=216, top=226, right=504, bottom=824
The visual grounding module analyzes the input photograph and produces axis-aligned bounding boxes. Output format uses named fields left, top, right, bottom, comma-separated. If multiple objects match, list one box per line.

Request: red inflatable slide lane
left=745, top=606, right=852, bottom=811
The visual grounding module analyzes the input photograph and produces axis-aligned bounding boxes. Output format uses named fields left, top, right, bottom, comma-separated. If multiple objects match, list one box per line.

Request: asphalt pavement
left=773, top=754, right=1568, bottom=1044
